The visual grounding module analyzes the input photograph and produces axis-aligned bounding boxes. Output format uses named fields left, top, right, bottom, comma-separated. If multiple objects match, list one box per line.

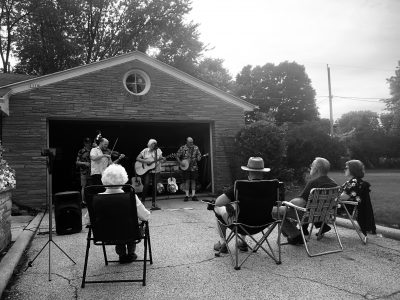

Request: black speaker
left=54, top=191, right=82, bottom=235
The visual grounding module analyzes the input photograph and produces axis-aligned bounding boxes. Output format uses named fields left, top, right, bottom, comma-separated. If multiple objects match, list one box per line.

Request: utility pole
left=327, top=64, right=334, bottom=137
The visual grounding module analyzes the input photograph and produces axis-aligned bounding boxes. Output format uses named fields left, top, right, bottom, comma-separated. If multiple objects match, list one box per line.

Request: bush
left=234, top=120, right=287, bottom=179
left=0, top=140, right=16, bottom=191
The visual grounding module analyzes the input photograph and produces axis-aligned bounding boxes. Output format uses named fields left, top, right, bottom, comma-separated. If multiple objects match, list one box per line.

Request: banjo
left=179, top=153, right=209, bottom=171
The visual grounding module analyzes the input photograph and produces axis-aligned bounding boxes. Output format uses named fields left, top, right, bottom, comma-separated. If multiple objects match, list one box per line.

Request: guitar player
left=136, top=139, right=165, bottom=208
left=176, top=137, right=202, bottom=202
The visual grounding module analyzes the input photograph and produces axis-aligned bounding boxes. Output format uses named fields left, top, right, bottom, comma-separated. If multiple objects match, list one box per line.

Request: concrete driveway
left=2, top=198, right=400, bottom=300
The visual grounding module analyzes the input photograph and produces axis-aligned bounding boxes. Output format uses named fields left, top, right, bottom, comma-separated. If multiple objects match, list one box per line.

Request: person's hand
left=119, top=154, right=125, bottom=159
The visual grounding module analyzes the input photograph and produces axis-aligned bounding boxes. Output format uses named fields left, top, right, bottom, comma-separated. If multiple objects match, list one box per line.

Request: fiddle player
left=90, top=137, right=125, bottom=185
left=176, top=137, right=202, bottom=202
left=76, top=137, right=93, bottom=206
left=136, top=139, right=164, bottom=210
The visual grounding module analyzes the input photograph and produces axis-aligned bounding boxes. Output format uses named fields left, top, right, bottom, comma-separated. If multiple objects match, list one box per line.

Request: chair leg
left=145, top=223, right=153, bottom=264
left=81, top=228, right=91, bottom=288
left=102, top=243, right=108, bottom=265
left=143, top=234, right=147, bottom=286
left=343, top=204, right=367, bottom=244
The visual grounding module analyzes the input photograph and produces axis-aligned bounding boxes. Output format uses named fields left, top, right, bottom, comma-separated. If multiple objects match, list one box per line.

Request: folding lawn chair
left=338, top=180, right=376, bottom=245
left=215, top=179, right=283, bottom=270
left=280, top=186, right=343, bottom=257
left=81, top=185, right=153, bottom=287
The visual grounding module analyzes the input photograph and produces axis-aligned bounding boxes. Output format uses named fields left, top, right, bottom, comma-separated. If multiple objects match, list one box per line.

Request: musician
left=76, top=137, right=93, bottom=205
left=136, top=139, right=164, bottom=208
left=176, top=137, right=202, bottom=201
left=90, top=137, right=125, bottom=185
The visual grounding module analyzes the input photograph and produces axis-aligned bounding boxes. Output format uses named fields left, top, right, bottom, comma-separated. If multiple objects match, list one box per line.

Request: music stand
left=26, top=148, right=76, bottom=281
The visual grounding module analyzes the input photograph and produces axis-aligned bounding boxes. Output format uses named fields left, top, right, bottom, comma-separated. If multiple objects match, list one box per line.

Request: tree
left=0, top=0, right=37, bottom=73
left=235, top=61, right=319, bottom=124
left=193, top=57, right=233, bottom=92
left=384, top=61, right=400, bottom=135
left=335, top=111, right=382, bottom=134
left=286, top=121, right=345, bottom=172
left=14, top=0, right=205, bottom=75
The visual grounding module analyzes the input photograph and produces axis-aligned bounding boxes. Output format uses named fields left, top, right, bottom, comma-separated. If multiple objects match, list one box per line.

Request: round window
left=123, top=70, right=151, bottom=96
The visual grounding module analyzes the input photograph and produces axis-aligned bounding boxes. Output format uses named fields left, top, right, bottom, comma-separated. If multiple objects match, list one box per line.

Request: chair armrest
left=282, top=201, right=307, bottom=212
left=339, top=200, right=359, bottom=206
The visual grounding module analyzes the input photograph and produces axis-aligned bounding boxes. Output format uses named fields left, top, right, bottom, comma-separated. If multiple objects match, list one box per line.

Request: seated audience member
left=340, top=160, right=376, bottom=235
left=213, top=157, right=271, bottom=253
left=100, top=164, right=150, bottom=263
left=272, top=157, right=337, bottom=245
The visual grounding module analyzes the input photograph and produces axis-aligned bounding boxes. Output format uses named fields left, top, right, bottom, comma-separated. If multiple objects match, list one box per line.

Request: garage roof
left=0, top=51, right=257, bottom=115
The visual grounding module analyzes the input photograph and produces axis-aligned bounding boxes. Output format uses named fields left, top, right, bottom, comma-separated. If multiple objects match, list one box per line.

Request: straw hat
left=241, top=157, right=271, bottom=172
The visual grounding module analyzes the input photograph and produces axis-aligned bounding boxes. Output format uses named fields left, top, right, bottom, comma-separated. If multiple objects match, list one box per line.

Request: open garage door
left=49, top=119, right=212, bottom=196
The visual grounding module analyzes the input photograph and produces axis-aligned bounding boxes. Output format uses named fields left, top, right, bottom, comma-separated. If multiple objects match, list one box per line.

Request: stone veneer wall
left=0, top=189, right=12, bottom=252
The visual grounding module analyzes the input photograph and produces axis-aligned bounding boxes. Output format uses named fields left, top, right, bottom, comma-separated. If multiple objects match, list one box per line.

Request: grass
left=285, top=169, right=400, bottom=229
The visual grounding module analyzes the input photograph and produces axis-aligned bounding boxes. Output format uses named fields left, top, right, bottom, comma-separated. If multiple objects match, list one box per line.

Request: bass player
left=136, top=138, right=165, bottom=208
left=176, top=137, right=202, bottom=202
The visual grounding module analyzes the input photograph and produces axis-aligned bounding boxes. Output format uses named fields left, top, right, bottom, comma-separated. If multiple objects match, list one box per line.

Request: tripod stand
left=26, top=149, right=76, bottom=281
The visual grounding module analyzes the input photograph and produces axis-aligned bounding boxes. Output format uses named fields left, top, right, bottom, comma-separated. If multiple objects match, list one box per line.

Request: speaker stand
left=25, top=154, right=76, bottom=281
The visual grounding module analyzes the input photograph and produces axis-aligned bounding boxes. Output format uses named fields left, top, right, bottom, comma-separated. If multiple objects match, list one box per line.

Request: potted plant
left=0, top=139, right=16, bottom=252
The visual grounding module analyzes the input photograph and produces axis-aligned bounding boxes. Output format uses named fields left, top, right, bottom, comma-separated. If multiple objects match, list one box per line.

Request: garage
left=49, top=119, right=212, bottom=196
left=0, top=51, right=256, bottom=207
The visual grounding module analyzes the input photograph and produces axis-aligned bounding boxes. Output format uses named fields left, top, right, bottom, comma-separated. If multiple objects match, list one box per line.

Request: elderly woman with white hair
left=136, top=138, right=165, bottom=210
left=101, top=164, right=150, bottom=263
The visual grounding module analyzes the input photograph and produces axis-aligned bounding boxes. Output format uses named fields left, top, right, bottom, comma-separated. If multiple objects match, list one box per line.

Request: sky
left=187, top=0, right=400, bottom=121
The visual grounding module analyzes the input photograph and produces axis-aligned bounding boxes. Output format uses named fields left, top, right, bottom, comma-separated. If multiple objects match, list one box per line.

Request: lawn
left=285, top=169, right=400, bottom=229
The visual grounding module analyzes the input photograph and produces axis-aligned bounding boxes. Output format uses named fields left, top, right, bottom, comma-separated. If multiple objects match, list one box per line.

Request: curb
left=336, top=217, right=400, bottom=241
left=0, top=212, right=44, bottom=298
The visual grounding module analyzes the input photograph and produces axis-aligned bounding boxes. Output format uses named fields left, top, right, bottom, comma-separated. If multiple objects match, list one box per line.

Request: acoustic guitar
left=135, top=153, right=176, bottom=176
left=179, top=153, right=209, bottom=171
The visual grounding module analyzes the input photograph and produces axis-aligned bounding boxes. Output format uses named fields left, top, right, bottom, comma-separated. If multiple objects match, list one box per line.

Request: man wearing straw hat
left=212, top=157, right=271, bottom=253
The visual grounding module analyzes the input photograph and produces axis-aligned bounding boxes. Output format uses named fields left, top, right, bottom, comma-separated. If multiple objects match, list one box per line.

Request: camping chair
left=81, top=185, right=152, bottom=287
left=215, top=179, right=283, bottom=270
left=280, top=186, right=343, bottom=257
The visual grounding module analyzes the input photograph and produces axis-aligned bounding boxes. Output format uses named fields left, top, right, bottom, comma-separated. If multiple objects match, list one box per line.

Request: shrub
left=0, top=140, right=16, bottom=191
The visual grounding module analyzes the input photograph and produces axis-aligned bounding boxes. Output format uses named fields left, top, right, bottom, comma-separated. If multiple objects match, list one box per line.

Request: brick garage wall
left=2, top=60, right=245, bottom=207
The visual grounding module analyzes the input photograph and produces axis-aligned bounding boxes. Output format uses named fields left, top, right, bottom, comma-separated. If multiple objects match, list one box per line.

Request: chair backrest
left=84, top=185, right=141, bottom=244
left=302, top=186, right=341, bottom=224
left=234, top=179, right=281, bottom=234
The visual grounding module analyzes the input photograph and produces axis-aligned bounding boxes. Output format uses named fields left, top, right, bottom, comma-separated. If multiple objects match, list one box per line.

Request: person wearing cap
left=136, top=139, right=165, bottom=208
left=272, top=157, right=337, bottom=245
left=213, top=157, right=271, bottom=254
left=76, top=137, right=94, bottom=205
left=176, top=137, right=202, bottom=202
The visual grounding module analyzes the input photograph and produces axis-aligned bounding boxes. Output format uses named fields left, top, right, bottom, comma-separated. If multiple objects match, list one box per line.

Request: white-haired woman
left=101, top=164, right=150, bottom=263
left=136, top=139, right=165, bottom=209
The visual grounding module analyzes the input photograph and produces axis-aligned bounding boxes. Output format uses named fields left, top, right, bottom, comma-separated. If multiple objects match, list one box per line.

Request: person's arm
left=196, top=147, right=202, bottom=161
left=136, top=150, right=147, bottom=163
left=135, top=195, right=151, bottom=221
left=76, top=150, right=90, bottom=167
left=90, top=148, right=109, bottom=161
left=112, top=153, right=125, bottom=164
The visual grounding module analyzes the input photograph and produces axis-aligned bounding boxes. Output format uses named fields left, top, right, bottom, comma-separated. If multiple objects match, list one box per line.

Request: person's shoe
left=302, top=224, right=310, bottom=236
left=150, top=205, right=161, bottom=211
left=214, top=241, right=228, bottom=254
left=287, top=235, right=304, bottom=245
left=184, top=196, right=189, bottom=202
left=126, top=253, right=138, bottom=262
left=316, top=224, right=331, bottom=236
left=192, top=196, right=199, bottom=201
left=237, top=240, right=249, bottom=252
left=119, top=255, right=130, bottom=264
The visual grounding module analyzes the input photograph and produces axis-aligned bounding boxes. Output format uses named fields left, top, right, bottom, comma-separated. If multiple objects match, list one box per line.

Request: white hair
left=147, top=138, right=157, bottom=147
left=101, top=164, right=128, bottom=185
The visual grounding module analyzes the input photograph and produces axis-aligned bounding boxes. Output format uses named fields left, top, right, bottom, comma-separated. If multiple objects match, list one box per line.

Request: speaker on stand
left=54, top=191, right=82, bottom=235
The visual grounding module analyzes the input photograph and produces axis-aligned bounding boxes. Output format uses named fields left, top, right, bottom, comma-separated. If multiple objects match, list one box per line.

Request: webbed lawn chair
left=215, top=180, right=283, bottom=270
left=280, top=186, right=343, bottom=257
left=81, top=185, right=152, bottom=287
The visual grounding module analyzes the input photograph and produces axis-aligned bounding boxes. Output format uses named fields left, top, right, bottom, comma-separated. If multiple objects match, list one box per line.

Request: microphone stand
left=151, top=146, right=161, bottom=211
